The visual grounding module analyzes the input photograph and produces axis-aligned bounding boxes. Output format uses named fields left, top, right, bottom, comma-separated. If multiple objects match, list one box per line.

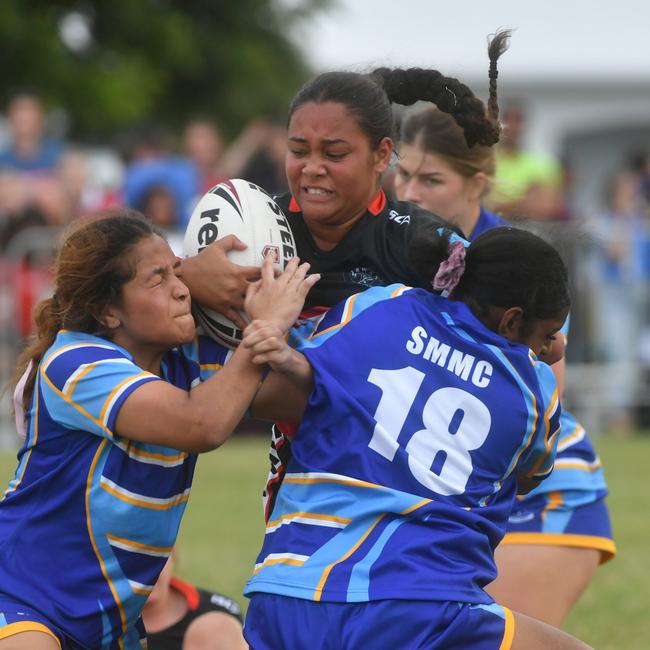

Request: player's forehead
left=288, top=101, right=367, bottom=144
left=130, top=234, right=176, bottom=274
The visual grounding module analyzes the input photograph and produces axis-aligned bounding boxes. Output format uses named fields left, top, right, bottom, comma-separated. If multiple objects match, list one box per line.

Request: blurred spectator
left=487, top=102, right=565, bottom=221
left=0, top=89, right=64, bottom=173
left=590, top=170, right=650, bottom=429
left=122, top=123, right=199, bottom=230
left=236, top=119, right=289, bottom=195
left=182, top=116, right=289, bottom=198
left=182, top=118, right=228, bottom=193
left=0, top=90, right=69, bottom=248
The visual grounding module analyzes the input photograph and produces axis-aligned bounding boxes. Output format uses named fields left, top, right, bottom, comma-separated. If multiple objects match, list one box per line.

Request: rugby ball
left=183, top=179, right=297, bottom=348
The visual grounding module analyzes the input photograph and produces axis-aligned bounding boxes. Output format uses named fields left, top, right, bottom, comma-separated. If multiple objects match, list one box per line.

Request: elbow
left=185, top=409, right=236, bottom=453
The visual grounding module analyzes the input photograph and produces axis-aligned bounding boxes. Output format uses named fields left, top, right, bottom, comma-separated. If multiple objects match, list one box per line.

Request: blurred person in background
left=122, top=123, right=199, bottom=230
left=392, top=48, right=615, bottom=627
left=590, top=169, right=650, bottom=430
left=0, top=89, right=64, bottom=173
left=487, top=102, right=566, bottom=222
left=183, top=116, right=289, bottom=197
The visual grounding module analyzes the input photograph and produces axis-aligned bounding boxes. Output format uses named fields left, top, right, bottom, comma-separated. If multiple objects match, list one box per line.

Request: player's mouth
left=303, top=186, right=334, bottom=199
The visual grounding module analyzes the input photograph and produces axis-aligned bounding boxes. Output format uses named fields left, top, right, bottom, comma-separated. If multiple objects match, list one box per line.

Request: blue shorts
left=244, top=593, right=515, bottom=650
left=503, top=491, right=615, bottom=563
left=0, top=609, right=70, bottom=649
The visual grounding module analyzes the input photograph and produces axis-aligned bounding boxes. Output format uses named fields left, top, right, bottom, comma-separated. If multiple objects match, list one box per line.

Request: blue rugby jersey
left=246, top=286, right=561, bottom=604
left=467, top=212, right=608, bottom=500
left=0, top=330, right=231, bottom=649
left=523, top=317, right=607, bottom=500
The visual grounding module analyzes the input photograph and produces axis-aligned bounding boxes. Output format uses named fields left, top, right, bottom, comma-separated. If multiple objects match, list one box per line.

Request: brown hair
left=399, top=30, right=511, bottom=193
left=13, top=209, right=157, bottom=411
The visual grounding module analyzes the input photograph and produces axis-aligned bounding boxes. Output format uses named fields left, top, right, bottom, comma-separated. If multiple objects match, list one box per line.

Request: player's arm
left=115, top=257, right=318, bottom=453
left=243, top=319, right=314, bottom=422
left=514, top=362, right=562, bottom=494
left=178, top=235, right=261, bottom=329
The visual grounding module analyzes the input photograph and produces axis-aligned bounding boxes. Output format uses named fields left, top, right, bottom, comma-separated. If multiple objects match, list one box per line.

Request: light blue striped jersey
left=524, top=317, right=607, bottom=497
left=467, top=213, right=607, bottom=498
left=0, top=330, right=230, bottom=649
left=247, top=286, right=561, bottom=604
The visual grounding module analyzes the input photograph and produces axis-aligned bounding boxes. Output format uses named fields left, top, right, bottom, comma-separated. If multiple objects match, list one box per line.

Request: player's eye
left=326, top=151, right=347, bottom=161
left=289, top=149, right=307, bottom=157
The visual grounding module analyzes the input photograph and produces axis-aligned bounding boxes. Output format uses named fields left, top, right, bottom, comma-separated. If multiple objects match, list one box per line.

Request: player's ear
left=373, top=136, right=393, bottom=174
left=497, top=307, right=525, bottom=342
left=97, top=304, right=121, bottom=330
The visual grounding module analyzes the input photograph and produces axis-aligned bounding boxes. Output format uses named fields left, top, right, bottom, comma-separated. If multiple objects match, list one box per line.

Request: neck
left=457, top=203, right=482, bottom=240
left=307, top=215, right=362, bottom=251
left=111, top=335, right=166, bottom=375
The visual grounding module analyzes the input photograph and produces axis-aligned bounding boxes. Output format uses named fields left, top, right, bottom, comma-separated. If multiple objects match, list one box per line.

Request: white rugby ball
left=183, top=179, right=297, bottom=348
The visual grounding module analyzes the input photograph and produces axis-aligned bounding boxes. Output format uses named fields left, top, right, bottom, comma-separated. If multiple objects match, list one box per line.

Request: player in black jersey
left=180, top=44, right=509, bottom=522
left=143, top=550, right=246, bottom=650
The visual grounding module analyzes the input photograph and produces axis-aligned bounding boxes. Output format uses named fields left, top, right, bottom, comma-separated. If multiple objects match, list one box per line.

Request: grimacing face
left=105, top=235, right=195, bottom=361
left=285, top=101, right=392, bottom=233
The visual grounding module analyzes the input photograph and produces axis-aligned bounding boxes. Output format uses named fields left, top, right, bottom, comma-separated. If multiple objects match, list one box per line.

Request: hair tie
left=444, top=86, right=457, bottom=107
left=432, top=241, right=466, bottom=297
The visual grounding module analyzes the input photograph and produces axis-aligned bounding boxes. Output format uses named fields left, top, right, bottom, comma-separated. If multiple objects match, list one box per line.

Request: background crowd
left=1, top=86, right=649, bottom=439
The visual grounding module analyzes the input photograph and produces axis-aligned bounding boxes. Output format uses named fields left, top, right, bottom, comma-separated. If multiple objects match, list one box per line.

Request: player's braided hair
left=13, top=210, right=158, bottom=412
left=409, top=226, right=570, bottom=327
left=288, top=30, right=510, bottom=152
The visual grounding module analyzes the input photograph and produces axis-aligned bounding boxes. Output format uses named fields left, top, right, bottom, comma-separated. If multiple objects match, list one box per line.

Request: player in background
left=241, top=227, right=591, bottom=650
left=0, top=211, right=317, bottom=650
left=180, top=33, right=510, bottom=523
left=143, top=548, right=246, bottom=650
left=393, top=41, right=615, bottom=626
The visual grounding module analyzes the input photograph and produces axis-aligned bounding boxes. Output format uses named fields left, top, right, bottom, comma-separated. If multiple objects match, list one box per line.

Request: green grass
left=1, top=433, right=649, bottom=647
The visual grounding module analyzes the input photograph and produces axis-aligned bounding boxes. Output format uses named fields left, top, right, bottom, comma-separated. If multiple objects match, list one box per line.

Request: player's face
left=105, top=234, right=195, bottom=367
left=394, top=143, right=483, bottom=229
left=514, top=314, right=567, bottom=358
left=286, top=101, right=392, bottom=233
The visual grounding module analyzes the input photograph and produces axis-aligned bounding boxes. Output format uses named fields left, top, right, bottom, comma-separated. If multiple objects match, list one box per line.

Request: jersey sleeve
left=39, top=343, right=160, bottom=439
left=290, top=284, right=412, bottom=351
left=516, top=360, right=562, bottom=484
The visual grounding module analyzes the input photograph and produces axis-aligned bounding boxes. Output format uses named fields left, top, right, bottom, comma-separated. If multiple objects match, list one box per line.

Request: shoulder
left=40, top=330, right=137, bottom=389
left=380, top=196, right=448, bottom=230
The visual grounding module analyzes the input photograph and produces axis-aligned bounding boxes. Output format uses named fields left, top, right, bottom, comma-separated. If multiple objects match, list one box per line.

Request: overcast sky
left=292, top=0, right=650, bottom=82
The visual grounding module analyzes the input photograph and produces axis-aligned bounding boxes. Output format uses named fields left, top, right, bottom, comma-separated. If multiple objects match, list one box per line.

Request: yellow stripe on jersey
left=526, top=387, right=560, bottom=479
left=99, top=372, right=155, bottom=426
left=284, top=475, right=384, bottom=490
left=557, top=423, right=585, bottom=452
left=100, top=477, right=191, bottom=510
left=106, top=533, right=173, bottom=557
left=266, top=511, right=351, bottom=532
left=314, top=513, right=387, bottom=601
left=86, top=439, right=129, bottom=639
left=500, top=532, right=616, bottom=563
left=401, top=498, right=432, bottom=515
left=499, top=607, right=515, bottom=650
left=40, top=368, right=115, bottom=438
left=253, top=553, right=309, bottom=574
left=115, top=440, right=188, bottom=467
left=41, top=341, right=117, bottom=372
left=553, top=458, right=602, bottom=472
left=0, top=621, right=62, bottom=647
left=310, top=293, right=360, bottom=339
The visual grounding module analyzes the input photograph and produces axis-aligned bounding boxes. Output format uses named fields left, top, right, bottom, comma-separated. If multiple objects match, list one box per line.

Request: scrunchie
left=432, top=241, right=467, bottom=297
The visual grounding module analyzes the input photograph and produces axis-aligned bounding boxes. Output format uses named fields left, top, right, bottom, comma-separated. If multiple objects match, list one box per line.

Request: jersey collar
left=288, top=190, right=387, bottom=216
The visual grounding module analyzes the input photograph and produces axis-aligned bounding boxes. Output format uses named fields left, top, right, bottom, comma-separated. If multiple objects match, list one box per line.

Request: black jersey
left=146, top=578, right=242, bottom=650
left=263, top=191, right=453, bottom=520
left=276, top=190, right=450, bottom=309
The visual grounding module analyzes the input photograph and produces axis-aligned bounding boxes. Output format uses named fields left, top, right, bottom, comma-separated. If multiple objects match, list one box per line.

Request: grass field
left=1, top=433, right=649, bottom=648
